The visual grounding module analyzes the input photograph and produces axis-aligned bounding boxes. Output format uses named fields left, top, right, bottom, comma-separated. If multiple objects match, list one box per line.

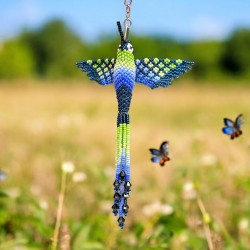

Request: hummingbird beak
left=117, top=21, right=125, bottom=47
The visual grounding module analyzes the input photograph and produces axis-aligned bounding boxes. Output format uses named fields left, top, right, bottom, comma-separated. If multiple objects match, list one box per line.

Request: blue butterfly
left=149, top=141, right=170, bottom=166
left=222, top=114, right=243, bottom=139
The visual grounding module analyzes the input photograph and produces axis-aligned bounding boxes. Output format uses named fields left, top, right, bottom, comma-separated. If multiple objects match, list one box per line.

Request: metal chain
left=124, top=0, right=132, bottom=29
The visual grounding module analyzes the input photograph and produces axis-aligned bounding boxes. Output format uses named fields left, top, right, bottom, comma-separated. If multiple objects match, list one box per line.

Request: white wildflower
left=200, top=153, right=218, bottom=166
left=238, top=218, right=249, bottom=232
left=183, top=181, right=197, bottom=200
left=142, top=201, right=174, bottom=217
left=39, top=199, right=48, bottom=210
left=100, top=201, right=112, bottom=213
left=142, top=201, right=162, bottom=217
left=128, top=235, right=137, bottom=246
left=6, top=188, right=21, bottom=198
left=160, top=204, right=174, bottom=215
left=72, top=172, right=87, bottom=183
left=62, top=161, right=75, bottom=173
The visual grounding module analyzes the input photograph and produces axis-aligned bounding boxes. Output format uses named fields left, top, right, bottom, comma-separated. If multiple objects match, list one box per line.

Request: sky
left=0, top=0, right=250, bottom=42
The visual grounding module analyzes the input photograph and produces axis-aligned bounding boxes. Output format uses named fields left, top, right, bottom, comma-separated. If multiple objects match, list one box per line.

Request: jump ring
left=124, top=0, right=132, bottom=6
left=124, top=19, right=132, bottom=28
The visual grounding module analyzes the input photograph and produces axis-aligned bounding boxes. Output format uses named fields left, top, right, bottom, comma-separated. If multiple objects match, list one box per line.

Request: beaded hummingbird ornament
left=76, top=1, right=194, bottom=228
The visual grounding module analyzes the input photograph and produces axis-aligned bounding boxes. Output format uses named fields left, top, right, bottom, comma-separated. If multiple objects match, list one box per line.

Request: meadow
left=0, top=80, right=250, bottom=249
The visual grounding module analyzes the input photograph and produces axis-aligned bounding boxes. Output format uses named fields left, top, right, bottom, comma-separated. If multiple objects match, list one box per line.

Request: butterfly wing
left=149, top=148, right=161, bottom=156
left=160, top=141, right=169, bottom=156
left=151, top=156, right=161, bottom=163
left=235, top=114, right=243, bottom=130
left=223, top=118, right=234, bottom=127
left=76, top=58, right=116, bottom=85
left=222, top=126, right=236, bottom=135
left=135, top=58, right=194, bottom=89
left=150, top=148, right=163, bottom=164
left=222, top=117, right=236, bottom=135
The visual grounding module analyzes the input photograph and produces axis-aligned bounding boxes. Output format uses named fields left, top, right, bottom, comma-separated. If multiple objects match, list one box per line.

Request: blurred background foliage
left=0, top=19, right=250, bottom=82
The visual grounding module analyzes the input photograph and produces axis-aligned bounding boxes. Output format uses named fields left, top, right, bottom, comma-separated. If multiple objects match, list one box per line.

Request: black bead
left=118, top=216, right=125, bottom=228
left=122, top=203, right=129, bottom=215
left=119, top=223, right=125, bottom=229
left=113, top=180, right=120, bottom=190
left=112, top=204, right=119, bottom=210
left=122, top=199, right=129, bottom=210
left=123, top=198, right=128, bottom=205
left=112, top=203, right=119, bottom=216
left=113, top=192, right=121, bottom=202
left=118, top=216, right=125, bottom=223
left=124, top=181, right=132, bottom=191
left=122, top=208, right=129, bottom=216
left=119, top=170, right=126, bottom=180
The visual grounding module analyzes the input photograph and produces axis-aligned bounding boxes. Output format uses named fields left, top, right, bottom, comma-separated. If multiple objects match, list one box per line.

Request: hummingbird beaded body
left=76, top=22, right=194, bottom=228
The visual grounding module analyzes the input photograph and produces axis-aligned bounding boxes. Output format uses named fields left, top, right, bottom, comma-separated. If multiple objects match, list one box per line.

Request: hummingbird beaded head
left=76, top=21, right=194, bottom=229
left=117, top=21, right=134, bottom=54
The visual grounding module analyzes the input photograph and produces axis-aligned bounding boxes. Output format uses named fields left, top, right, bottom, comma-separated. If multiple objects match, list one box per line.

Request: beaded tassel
left=112, top=113, right=131, bottom=228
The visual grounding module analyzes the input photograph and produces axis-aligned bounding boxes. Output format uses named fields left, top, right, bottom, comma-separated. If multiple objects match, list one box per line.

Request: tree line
left=0, top=19, right=249, bottom=82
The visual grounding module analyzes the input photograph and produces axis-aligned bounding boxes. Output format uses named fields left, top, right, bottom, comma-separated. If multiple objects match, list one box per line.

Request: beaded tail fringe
left=112, top=113, right=132, bottom=229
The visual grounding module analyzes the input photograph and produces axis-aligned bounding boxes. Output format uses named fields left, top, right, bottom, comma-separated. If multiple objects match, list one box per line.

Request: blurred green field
left=0, top=81, right=250, bottom=249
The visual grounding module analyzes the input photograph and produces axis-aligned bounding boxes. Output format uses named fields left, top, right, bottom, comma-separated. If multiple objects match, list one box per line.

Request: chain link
left=124, top=0, right=132, bottom=29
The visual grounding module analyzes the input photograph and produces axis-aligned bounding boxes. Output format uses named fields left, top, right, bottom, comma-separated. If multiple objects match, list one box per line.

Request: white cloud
left=191, top=15, right=228, bottom=40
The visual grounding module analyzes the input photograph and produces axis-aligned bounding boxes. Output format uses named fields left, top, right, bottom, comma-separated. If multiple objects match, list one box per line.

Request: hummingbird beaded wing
left=76, top=58, right=116, bottom=85
left=76, top=22, right=194, bottom=229
left=135, top=58, right=193, bottom=89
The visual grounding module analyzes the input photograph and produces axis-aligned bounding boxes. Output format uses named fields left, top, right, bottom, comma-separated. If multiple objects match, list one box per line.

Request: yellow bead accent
left=154, top=58, right=159, bottom=63
left=170, top=63, right=176, bottom=69
left=153, top=67, right=159, bottom=73
left=87, top=60, right=92, bottom=65
left=158, top=62, right=164, bottom=68
left=144, top=58, right=149, bottom=64
left=159, top=71, right=164, bottom=77
left=164, top=67, right=170, bottom=73
left=164, top=58, right=170, bottom=63
left=148, top=62, right=154, bottom=68
left=176, top=59, right=183, bottom=65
